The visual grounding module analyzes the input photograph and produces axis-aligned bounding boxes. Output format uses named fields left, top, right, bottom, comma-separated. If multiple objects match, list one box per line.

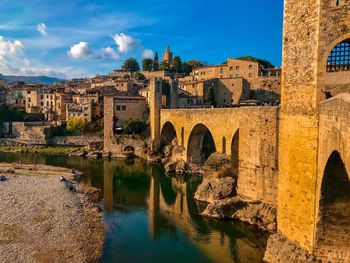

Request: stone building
left=180, top=77, right=250, bottom=105
left=54, top=92, right=73, bottom=121
left=104, top=94, right=147, bottom=130
left=142, top=70, right=173, bottom=80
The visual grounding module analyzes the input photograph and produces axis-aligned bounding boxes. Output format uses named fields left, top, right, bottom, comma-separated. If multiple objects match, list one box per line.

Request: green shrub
left=122, top=119, right=147, bottom=135
left=66, top=117, right=87, bottom=134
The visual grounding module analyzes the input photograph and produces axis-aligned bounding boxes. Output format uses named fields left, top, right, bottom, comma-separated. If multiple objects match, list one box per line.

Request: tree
left=66, top=117, right=87, bottom=134
left=186, top=60, right=204, bottom=68
left=160, top=61, right=171, bottom=71
left=153, top=52, right=159, bottom=71
left=205, top=86, right=217, bottom=107
left=135, top=72, right=146, bottom=81
left=0, top=104, right=25, bottom=122
left=237, top=56, right=275, bottom=69
left=122, top=57, right=140, bottom=72
left=142, top=58, right=154, bottom=72
left=172, top=56, right=182, bottom=72
left=122, top=119, right=147, bottom=135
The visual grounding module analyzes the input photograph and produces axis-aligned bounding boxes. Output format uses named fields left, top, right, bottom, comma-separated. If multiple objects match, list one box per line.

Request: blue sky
left=0, top=0, right=284, bottom=79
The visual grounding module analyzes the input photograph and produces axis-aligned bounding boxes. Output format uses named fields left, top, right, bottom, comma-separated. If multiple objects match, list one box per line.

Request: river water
left=0, top=153, right=268, bottom=263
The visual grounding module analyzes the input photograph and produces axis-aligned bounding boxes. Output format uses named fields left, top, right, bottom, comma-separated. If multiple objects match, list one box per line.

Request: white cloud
left=37, top=23, right=47, bottom=36
left=0, top=36, right=67, bottom=79
left=23, top=58, right=31, bottom=66
left=142, top=49, right=154, bottom=59
left=102, top=47, right=119, bottom=60
left=67, top=41, right=98, bottom=59
left=0, top=36, right=23, bottom=59
left=113, top=33, right=139, bottom=53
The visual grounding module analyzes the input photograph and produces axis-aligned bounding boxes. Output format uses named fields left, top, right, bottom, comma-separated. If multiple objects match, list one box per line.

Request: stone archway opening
left=160, top=122, right=177, bottom=149
left=327, top=39, right=350, bottom=73
left=231, top=130, right=239, bottom=176
left=316, top=151, right=350, bottom=259
left=187, top=124, right=216, bottom=164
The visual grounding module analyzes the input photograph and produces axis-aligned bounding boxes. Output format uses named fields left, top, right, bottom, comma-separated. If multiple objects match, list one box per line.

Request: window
left=327, top=38, right=350, bottom=72
left=28, top=98, right=31, bottom=102
left=122, top=106, right=126, bottom=111
left=249, top=73, right=253, bottom=77
left=249, top=65, right=253, bottom=69
left=116, top=106, right=121, bottom=111
left=235, top=74, right=240, bottom=78
left=229, top=74, right=233, bottom=78
left=236, top=66, right=239, bottom=70
left=335, top=0, right=341, bottom=6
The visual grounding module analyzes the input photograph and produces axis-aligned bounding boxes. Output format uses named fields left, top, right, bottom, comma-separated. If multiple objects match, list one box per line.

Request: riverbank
left=0, top=145, right=82, bottom=155
left=0, top=163, right=104, bottom=263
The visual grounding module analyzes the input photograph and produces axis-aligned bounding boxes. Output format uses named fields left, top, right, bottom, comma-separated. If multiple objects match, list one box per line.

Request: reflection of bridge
left=149, top=1, right=350, bottom=259
left=102, top=162, right=266, bottom=262
left=148, top=175, right=265, bottom=263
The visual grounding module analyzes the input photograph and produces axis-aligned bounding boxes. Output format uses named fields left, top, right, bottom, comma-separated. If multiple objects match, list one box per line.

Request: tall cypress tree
left=153, top=52, right=159, bottom=71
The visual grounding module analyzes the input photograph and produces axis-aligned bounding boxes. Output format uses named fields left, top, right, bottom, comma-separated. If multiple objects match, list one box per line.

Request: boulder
left=163, top=144, right=173, bottom=158
left=176, top=161, right=189, bottom=175
left=172, top=146, right=185, bottom=161
left=164, top=160, right=177, bottom=173
left=204, top=153, right=231, bottom=171
left=171, top=138, right=178, bottom=147
left=194, top=177, right=236, bottom=203
left=161, top=157, right=171, bottom=165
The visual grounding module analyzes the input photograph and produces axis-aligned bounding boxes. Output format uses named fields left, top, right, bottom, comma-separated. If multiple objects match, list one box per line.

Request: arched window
left=327, top=38, right=350, bottom=72
left=336, top=0, right=340, bottom=7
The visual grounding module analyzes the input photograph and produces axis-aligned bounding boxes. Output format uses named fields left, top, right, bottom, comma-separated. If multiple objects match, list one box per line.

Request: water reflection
left=0, top=153, right=267, bottom=263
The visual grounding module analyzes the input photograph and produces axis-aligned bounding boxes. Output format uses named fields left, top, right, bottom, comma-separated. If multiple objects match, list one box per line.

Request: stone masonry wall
left=315, top=93, right=350, bottom=260
left=160, top=107, right=279, bottom=205
left=278, top=0, right=350, bottom=252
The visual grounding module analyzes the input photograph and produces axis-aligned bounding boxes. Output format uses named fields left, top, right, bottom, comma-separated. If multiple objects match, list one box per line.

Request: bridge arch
left=316, top=151, right=350, bottom=257
left=160, top=121, right=177, bottom=147
left=322, top=33, right=350, bottom=70
left=187, top=124, right=216, bottom=164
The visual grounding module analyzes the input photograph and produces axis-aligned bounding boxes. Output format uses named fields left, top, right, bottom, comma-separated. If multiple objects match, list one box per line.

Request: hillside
left=0, top=73, right=64, bottom=85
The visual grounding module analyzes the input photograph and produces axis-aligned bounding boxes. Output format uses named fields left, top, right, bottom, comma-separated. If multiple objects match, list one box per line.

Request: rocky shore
left=0, top=163, right=104, bottom=263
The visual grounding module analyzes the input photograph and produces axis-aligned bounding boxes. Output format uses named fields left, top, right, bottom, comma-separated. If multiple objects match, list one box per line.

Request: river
left=0, top=153, right=268, bottom=263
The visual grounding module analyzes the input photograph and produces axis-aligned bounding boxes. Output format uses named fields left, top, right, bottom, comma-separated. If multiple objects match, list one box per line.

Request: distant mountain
left=0, top=73, right=65, bottom=85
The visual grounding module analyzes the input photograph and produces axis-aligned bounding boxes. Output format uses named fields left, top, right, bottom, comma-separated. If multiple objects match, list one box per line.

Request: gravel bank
left=0, top=163, right=104, bottom=263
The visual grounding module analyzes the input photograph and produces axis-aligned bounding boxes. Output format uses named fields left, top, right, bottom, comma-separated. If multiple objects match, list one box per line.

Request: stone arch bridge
left=151, top=93, right=350, bottom=258
left=155, top=106, right=279, bottom=205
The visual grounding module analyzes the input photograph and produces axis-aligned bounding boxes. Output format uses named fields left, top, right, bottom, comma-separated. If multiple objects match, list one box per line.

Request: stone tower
left=163, top=46, right=173, bottom=64
left=150, top=79, right=163, bottom=151
left=278, top=0, right=350, bottom=252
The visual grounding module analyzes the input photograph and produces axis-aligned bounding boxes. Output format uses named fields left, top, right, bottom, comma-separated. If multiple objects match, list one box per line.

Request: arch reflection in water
left=102, top=159, right=267, bottom=263
left=0, top=153, right=267, bottom=263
